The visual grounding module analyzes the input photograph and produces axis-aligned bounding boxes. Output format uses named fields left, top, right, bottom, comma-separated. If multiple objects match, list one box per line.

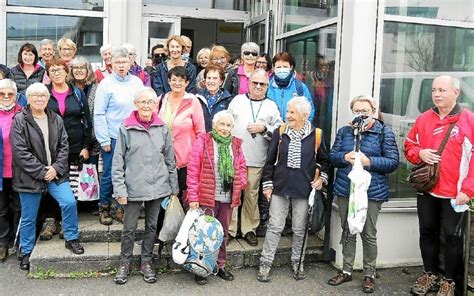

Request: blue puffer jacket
left=330, top=120, right=399, bottom=202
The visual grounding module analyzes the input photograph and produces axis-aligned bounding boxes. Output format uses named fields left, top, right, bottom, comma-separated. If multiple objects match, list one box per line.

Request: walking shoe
left=217, top=268, right=234, bottom=281
left=19, top=253, right=30, bottom=271
left=328, top=271, right=353, bottom=286
left=194, top=274, right=208, bottom=285
left=115, top=206, right=124, bottom=223
left=362, top=276, right=375, bottom=293
left=437, top=279, right=455, bottom=296
left=411, top=272, right=439, bottom=295
left=39, top=218, right=59, bottom=240
left=292, top=261, right=306, bottom=281
left=244, top=232, right=258, bottom=247
left=113, top=263, right=130, bottom=285
left=99, top=204, right=113, bottom=226
left=257, top=263, right=271, bottom=282
left=0, top=247, right=8, bottom=263
left=141, top=262, right=157, bottom=283
left=65, top=239, right=84, bottom=255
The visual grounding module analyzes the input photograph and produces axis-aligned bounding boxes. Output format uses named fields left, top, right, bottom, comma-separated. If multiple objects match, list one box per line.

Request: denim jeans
left=19, top=181, right=79, bottom=255
left=99, top=138, right=116, bottom=206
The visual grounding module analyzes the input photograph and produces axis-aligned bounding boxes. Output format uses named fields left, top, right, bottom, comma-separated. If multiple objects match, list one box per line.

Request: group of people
left=0, top=33, right=472, bottom=296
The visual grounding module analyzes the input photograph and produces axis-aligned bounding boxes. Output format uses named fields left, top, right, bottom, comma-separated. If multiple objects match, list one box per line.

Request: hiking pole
left=463, top=211, right=470, bottom=295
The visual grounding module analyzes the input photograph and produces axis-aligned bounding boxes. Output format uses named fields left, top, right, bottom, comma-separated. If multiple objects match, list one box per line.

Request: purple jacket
left=129, top=63, right=151, bottom=87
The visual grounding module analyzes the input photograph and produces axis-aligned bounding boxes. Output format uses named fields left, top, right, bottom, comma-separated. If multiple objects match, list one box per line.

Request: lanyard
left=248, top=95, right=264, bottom=123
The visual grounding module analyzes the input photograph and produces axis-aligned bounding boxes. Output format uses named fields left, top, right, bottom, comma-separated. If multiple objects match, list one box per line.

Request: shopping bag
left=69, top=163, right=81, bottom=199
left=307, top=188, right=327, bottom=234
left=158, top=195, right=185, bottom=242
left=172, top=209, right=201, bottom=265
left=77, top=164, right=100, bottom=201
left=347, top=152, right=371, bottom=235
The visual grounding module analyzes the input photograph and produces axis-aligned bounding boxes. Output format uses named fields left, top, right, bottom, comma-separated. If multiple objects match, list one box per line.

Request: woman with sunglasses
left=223, top=42, right=259, bottom=96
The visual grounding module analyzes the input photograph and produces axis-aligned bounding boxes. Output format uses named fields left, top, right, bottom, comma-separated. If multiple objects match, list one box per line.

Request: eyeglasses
left=0, top=91, right=15, bottom=98
left=251, top=81, right=268, bottom=87
left=243, top=51, right=258, bottom=57
left=432, top=88, right=448, bottom=94
left=352, top=109, right=372, bottom=115
left=49, top=68, right=65, bottom=75
left=170, top=78, right=186, bottom=85
left=60, top=47, right=74, bottom=52
left=72, top=66, right=86, bottom=71
left=136, top=100, right=155, bottom=106
left=128, top=53, right=137, bottom=56
left=256, top=61, right=267, bottom=65
left=113, top=60, right=130, bottom=65
left=30, top=94, right=48, bottom=99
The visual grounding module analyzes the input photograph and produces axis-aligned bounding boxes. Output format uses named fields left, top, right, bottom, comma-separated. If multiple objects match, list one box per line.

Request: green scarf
left=211, top=129, right=234, bottom=191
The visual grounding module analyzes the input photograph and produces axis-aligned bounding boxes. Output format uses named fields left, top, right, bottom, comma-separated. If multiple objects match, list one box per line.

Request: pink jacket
left=187, top=133, right=247, bottom=208
left=158, top=92, right=205, bottom=168
left=0, top=104, right=22, bottom=178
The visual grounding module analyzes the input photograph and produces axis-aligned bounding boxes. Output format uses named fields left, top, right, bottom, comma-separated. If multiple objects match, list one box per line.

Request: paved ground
left=0, top=254, right=426, bottom=296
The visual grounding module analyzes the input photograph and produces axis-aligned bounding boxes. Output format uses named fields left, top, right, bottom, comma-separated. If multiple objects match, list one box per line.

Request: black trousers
left=0, top=178, right=20, bottom=247
left=417, top=193, right=465, bottom=280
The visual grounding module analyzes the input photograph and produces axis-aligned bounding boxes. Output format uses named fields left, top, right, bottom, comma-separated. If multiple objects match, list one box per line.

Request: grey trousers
left=260, top=194, right=308, bottom=265
left=337, top=197, right=382, bottom=276
left=120, top=198, right=162, bottom=264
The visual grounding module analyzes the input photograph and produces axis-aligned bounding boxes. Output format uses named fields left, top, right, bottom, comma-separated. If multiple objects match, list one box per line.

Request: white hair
left=249, top=68, right=269, bottom=82
left=241, top=42, right=260, bottom=55
left=288, top=96, right=311, bottom=117
left=26, top=83, right=50, bottom=100
left=122, top=43, right=136, bottom=53
left=134, top=87, right=158, bottom=103
left=212, top=110, right=234, bottom=126
left=39, top=39, right=53, bottom=48
left=111, top=47, right=129, bottom=62
left=100, top=44, right=114, bottom=55
left=450, top=77, right=460, bottom=90
left=196, top=48, right=210, bottom=64
left=350, top=95, right=377, bottom=111
left=0, top=79, right=17, bottom=94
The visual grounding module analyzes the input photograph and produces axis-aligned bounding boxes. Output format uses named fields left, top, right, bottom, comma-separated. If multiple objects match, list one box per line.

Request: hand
left=359, top=152, right=371, bottom=166
left=145, top=59, right=153, bottom=67
left=189, top=202, right=199, bottom=210
left=116, top=197, right=127, bottom=205
left=455, top=191, right=470, bottom=205
left=419, top=149, right=441, bottom=165
left=80, top=149, right=89, bottom=161
left=102, top=145, right=111, bottom=152
left=344, top=151, right=356, bottom=165
left=247, top=123, right=265, bottom=134
left=311, top=177, right=323, bottom=190
left=44, top=166, right=57, bottom=182
left=263, top=189, right=273, bottom=201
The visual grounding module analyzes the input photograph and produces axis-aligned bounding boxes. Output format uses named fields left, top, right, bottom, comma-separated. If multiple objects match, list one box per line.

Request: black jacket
left=11, top=107, right=69, bottom=193
left=47, top=84, right=92, bottom=155
left=8, top=64, right=45, bottom=94
left=196, top=88, right=234, bottom=132
left=223, top=67, right=239, bottom=97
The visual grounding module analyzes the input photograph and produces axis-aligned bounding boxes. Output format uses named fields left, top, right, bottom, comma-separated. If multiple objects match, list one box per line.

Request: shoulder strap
left=314, top=128, right=322, bottom=152
left=72, top=86, right=85, bottom=108
left=437, top=122, right=456, bottom=155
left=295, top=79, right=304, bottom=96
left=274, top=123, right=287, bottom=165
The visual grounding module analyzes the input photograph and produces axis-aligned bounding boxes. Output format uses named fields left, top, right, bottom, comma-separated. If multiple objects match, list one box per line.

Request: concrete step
left=77, top=212, right=140, bottom=243
left=29, top=234, right=324, bottom=277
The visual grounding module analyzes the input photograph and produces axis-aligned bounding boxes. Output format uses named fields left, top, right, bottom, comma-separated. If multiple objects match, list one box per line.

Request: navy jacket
left=196, top=88, right=234, bottom=132
left=151, top=61, right=196, bottom=96
left=330, top=120, right=399, bottom=202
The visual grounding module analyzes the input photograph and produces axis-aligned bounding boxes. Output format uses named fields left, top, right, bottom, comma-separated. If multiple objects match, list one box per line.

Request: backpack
left=275, top=123, right=322, bottom=165
left=183, top=212, right=224, bottom=277
left=295, top=79, right=304, bottom=96
left=72, top=86, right=90, bottom=129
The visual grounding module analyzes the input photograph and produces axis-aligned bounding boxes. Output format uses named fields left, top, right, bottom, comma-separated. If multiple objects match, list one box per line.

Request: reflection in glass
left=385, top=0, right=473, bottom=23
left=283, top=0, right=338, bottom=32
left=143, top=0, right=250, bottom=11
left=6, top=13, right=103, bottom=67
left=379, top=22, right=474, bottom=198
left=7, top=0, right=104, bottom=11
left=285, top=25, right=337, bottom=145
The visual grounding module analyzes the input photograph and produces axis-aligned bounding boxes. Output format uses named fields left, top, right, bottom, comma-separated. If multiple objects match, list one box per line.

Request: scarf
left=211, top=129, right=234, bottom=191
left=273, top=70, right=294, bottom=88
left=287, top=121, right=311, bottom=169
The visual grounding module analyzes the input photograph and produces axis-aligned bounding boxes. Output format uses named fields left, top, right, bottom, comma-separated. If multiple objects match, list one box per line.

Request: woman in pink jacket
left=187, top=110, right=247, bottom=285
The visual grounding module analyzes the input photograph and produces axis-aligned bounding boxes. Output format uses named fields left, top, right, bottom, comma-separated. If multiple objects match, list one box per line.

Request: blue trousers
left=19, top=181, right=79, bottom=255
left=99, top=138, right=116, bottom=206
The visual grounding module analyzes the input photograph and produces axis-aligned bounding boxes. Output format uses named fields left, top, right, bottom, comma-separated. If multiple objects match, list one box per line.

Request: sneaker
left=437, top=279, right=455, bottom=296
left=257, top=263, right=271, bottom=282
left=141, top=262, right=157, bottom=283
left=65, top=239, right=85, bottom=255
left=99, top=205, right=113, bottom=226
left=411, top=272, right=439, bottom=295
left=194, top=274, right=208, bottom=285
left=0, top=247, right=8, bottom=263
left=113, top=263, right=130, bottom=285
left=19, top=253, right=30, bottom=271
left=115, top=207, right=124, bottom=223
left=292, top=261, right=306, bottom=281
left=39, top=218, right=58, bottom=241
left=328, top=271, right=353, bottom=286
left=244, top=232, right=258, bottom=247
left=217, top=268, right=234, bottom=281
left=362, top=276, right=375, bottom=293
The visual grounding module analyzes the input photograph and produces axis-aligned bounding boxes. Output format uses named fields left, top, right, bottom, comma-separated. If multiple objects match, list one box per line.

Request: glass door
left=247, top=10, right=272, bottom=54
left=141, top=16, right=181, bottom=63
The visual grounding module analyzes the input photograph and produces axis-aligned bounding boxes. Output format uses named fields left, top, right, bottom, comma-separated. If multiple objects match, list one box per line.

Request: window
left=379, top=78, right=412, bottom=116
left=143, top=0, right=250, bottom=11
left=283, top=0, right=338, bottom=33
left=385, top=0, right=473, bottom=23
left=6, top=13, right=103, bottom=66
left=7, top=0, right=104, bottom=11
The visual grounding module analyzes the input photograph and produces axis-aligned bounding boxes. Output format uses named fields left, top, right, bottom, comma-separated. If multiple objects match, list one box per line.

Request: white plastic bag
left=172, top=209, right=201, bottom=265
left=77, top=164, right=100, bottom=201
left=159, top=195, right=185, bottom=242
left=347, top=152, right=371, bottom=235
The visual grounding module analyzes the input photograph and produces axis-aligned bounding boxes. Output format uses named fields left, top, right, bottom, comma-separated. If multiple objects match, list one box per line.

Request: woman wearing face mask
left=196, top=65, right=234, bottom=131
left=266, top=52, right=315, bottom=124
left=151, top=35, right=197, bottom=96
left=223, top=42, right=259, bottom=96
left=327, top=95, right=399, bottom=294
left=8, top=43, right=45, bottom=95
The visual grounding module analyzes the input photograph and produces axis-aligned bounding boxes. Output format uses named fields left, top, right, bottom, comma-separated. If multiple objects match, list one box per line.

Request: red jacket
left=187, top=133, right=247, bottom=208
left=404, top=104, right=474, bottom=198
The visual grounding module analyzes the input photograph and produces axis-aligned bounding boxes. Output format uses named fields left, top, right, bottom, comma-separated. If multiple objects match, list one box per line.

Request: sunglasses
left=243, top=51, right=258, bottom=57
left=251, top=81, right=268, bottom=87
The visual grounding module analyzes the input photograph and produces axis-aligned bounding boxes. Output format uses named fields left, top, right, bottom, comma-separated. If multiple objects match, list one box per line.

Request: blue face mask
left=274, top=68, right=292, bottom=80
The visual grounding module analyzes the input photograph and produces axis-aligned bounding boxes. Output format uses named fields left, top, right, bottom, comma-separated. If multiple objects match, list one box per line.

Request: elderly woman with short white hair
left=57, top=38, right=77, bottom=64
left=223, top=42, right=260, bottom=96
left=187, top=110, right=247, bottom=285
left=195, top=47, right=211, bottom=90
left=112, top=87, right=178, bottom=285
left=11, top=83, right=85, bottom=271
left=257, top=96, right=330, bottom=282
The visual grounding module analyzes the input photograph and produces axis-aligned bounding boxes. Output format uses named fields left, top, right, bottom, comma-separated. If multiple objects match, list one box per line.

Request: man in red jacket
left=405, top=75, right=474, bottom=296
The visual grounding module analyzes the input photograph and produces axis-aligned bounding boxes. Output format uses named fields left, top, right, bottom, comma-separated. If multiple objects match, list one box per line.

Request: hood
left=124, top=110, right=164, bottom=129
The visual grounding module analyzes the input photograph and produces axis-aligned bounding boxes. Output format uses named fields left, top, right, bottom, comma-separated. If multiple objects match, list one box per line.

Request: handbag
left=409, top=122, right=456, bottom=192
left=77, top=163, right=100, bottom=201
